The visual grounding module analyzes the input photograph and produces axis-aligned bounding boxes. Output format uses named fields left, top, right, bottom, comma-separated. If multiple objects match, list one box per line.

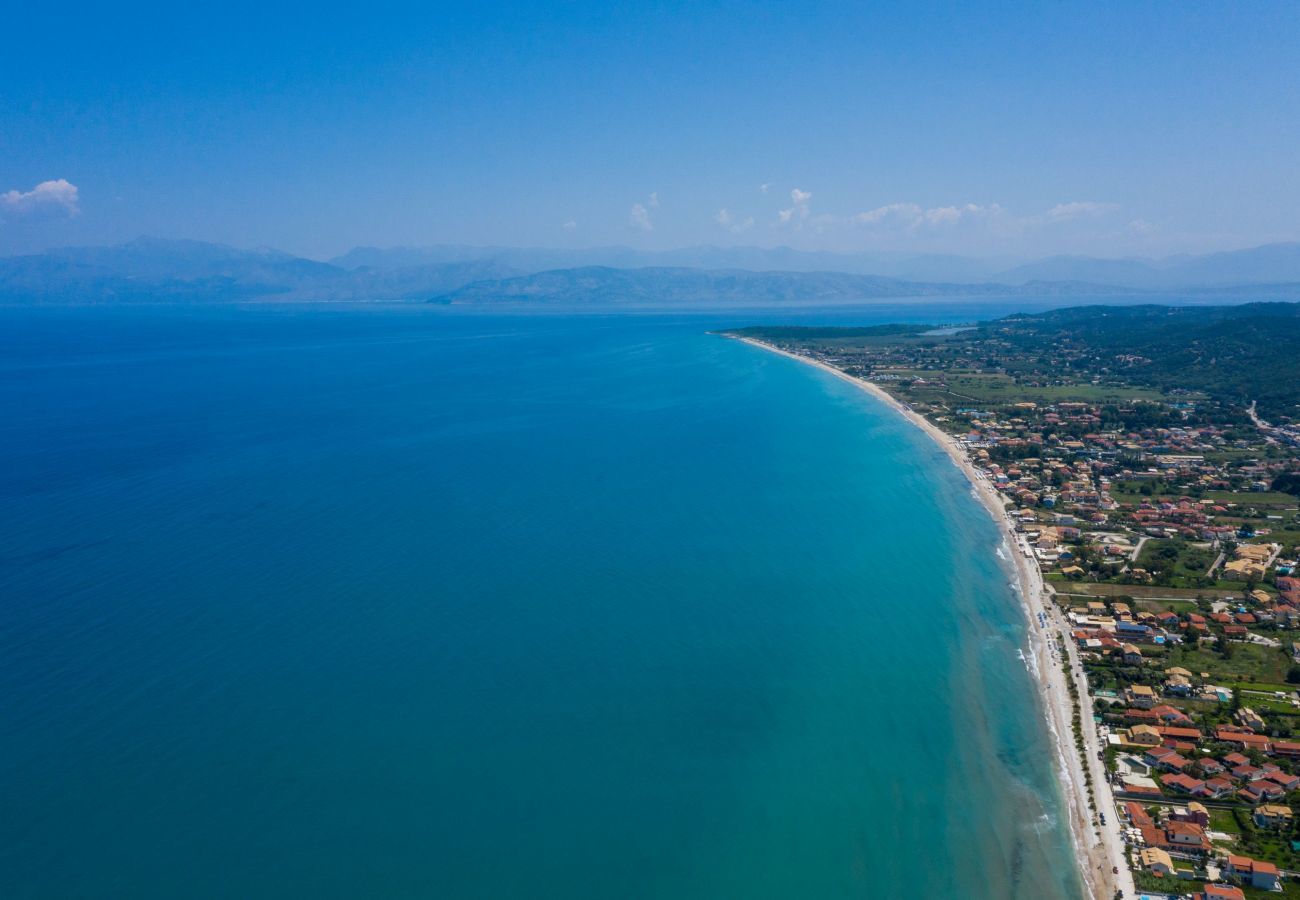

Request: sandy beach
left=734, top=336, right=1133, bottom=900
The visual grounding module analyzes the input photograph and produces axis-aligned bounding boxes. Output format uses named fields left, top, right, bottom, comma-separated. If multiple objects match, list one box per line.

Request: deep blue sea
left=0, top=303, right=1083, bottom=899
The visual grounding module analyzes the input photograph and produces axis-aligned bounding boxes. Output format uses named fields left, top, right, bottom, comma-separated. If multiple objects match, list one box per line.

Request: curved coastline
left=730, top=335, right=1133, bottom=900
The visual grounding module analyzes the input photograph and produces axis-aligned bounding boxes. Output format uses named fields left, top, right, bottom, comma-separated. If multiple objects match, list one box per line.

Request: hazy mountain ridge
left=991, top=242, right=1300, bottom=287
left=429, top=267, right=1140, bottom=307
left=0, top=238, right=521, bottom=304
left=4, top=237, right=1300, bottom=305
left=329, top=244, right=1005, bottom=280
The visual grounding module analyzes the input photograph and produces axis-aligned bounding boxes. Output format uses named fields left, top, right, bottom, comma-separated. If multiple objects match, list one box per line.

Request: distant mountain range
left=4, top=236, right=1300, bottom=306
left=426, top=266, right=1140, bottom=307
left=992, top=243, right=1300, bottom=288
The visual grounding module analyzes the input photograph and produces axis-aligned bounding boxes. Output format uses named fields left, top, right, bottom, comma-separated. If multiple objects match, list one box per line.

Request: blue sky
left=3, top=1, right=1299, bottom=259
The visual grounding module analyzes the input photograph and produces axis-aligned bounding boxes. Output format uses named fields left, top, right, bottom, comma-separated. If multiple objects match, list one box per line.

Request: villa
left=1253, top=804, right=1293, bottom=828
left=1223, top=854, right=1281, bottom=891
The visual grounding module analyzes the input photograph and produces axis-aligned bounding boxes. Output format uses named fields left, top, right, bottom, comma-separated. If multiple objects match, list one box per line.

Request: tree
left=1273, top=471, right=1300, bottom=498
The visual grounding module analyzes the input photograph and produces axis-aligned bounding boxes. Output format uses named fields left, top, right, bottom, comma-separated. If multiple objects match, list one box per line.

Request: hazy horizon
left=10, top=233, right=1300, bottom=268
left=5, top=3, right=1300, bottom=260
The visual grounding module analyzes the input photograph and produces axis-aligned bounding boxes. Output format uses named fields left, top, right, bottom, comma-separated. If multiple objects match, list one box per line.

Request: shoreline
left=732, top=336, right=1133, bottom=900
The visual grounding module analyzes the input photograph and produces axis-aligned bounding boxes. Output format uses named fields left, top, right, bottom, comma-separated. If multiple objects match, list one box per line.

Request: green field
left=1209, top=806, right=1243, bottom=834
left=1053, top=582, right=1242, bottom=601
left=1164, top=641, right=1293, bottom=685
left=896, top=372, right=1167, bottom=405
left=1207, top=490, right=1299, bottom=507
left=1135, top=538, right=1219, bottom=584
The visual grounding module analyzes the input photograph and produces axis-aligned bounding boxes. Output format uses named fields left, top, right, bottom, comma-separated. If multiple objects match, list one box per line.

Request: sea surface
left=0, top=304, right=1083, bottom=899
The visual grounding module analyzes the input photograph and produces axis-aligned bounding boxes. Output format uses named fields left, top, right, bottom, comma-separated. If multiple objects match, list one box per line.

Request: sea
left=0, top=303, right=1084, bottom=899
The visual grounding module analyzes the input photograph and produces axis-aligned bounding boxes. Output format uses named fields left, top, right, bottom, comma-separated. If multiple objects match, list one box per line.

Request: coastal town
left=730, top=305, right=1300, bottom=899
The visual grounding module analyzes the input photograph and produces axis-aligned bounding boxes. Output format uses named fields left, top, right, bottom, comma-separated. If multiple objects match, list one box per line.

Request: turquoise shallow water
left=0, top=305, right=1082, bottom=899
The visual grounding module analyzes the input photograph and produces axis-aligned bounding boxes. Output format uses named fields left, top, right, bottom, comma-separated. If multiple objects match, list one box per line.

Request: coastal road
left=1206, top=550, right=1225, bottom=578
left=1129, top=535, right=1149, bottom=563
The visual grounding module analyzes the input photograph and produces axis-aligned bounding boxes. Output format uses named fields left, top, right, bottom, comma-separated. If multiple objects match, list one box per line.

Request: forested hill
left=735, top=302, right=1300, bottom=421
left=989, top=303, right=1300, bottom=420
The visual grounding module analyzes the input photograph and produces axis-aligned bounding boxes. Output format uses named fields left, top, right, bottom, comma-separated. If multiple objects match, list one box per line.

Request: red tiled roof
left=1125, top=801, right=1155, bottom=827
left=1139, top=824, right=1166, bottom=847
left=1216, top=727, right=1271, bottom=747
left=1203, top=885, right=1246, bottom=900
left=1161, top=773, right=1205, bottom=792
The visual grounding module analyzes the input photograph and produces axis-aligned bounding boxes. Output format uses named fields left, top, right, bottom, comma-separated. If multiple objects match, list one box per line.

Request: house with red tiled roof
left=1269, top=771, right=1300, bottom=792
left=1151, top=705, right=1195, bottom=726
left=1145, top=746, right=1178, bottom=766
left=1157, top=753, right=1191, bottom=773
left=1240, top=779, right=1286, bottom=804
left=1138, top=824, right=1166, bottom=848
left=1225, top=854, right=1281, bottom=890
left=1194, top=758, right=1225, bottom=777
left=1231, top=764, right=1263, bottom=781
left=1195, top=885, right=1245, bottom=900
left=1153, top=724, right=1203, bottom=742
left=1122, top=776, right=1162, bottom=796
left=1161, top=772, right=1205, bottom=794
left=1215, top=727, right=1271, bottom=751
left=1124, top=801, right=1155, bottom=828
left=1272, top=740, right=1300, bottom=759
left=1201, top=777, right=1235, bottom=799
left=1166, top=820, right=1211, bottom=852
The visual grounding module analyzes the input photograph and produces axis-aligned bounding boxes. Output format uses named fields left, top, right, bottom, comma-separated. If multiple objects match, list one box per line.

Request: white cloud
left=1045, top=200, right=1118, bottom=222
left=778, top=188, right=812, bottom=226
left=715, top=209, right=753, bottom=234
left=760, top=183, right=770, bottom=195
left=924, top=203, right=1002, bottom=227
left=924, top=206, right=964, bottom=226
left=1, top=179, right=80, bottom=215
left=648, top=192, right=660, bottom=209
left=562, top=220, right=577, bottom=232
left=629, top=203, right=653, bottom=231
left=851, top=202, right=1000, bottom=229
left=850, top=201, right=1011, bottom=232
left=852, top=202, right=922, bottom=226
